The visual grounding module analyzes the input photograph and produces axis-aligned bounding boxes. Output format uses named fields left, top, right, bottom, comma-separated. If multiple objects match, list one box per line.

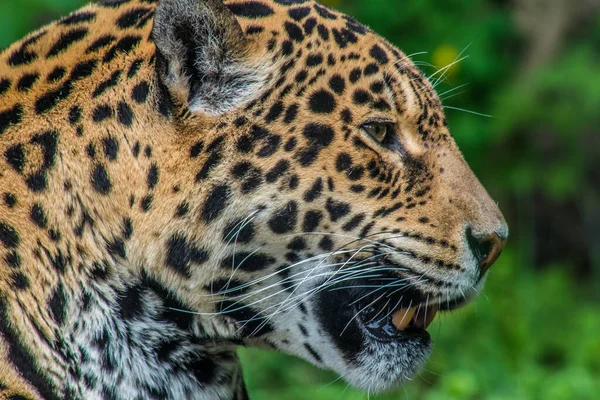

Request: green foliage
left=2, top=0, right=598, bottom=398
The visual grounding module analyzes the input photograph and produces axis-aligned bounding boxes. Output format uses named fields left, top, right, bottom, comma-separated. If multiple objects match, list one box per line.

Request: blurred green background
left=2, top=0, right=599, bottom=399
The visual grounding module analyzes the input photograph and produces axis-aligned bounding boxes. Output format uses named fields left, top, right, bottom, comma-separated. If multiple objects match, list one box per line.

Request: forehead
left=226, top=0, right=448, bottom=142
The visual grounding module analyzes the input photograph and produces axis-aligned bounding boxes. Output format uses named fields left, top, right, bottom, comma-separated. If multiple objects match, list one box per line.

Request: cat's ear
left=153, top=0, right=269, bottom=115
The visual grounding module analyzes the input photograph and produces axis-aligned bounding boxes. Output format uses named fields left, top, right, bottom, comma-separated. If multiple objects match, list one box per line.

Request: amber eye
left=362, top=123, right=390, bottom=143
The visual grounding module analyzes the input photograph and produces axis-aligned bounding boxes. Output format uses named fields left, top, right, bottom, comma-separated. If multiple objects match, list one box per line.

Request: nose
left=466, top=228, right=507, bottom=276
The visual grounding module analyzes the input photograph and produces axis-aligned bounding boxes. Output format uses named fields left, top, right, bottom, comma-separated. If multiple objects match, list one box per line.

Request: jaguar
left=0, top=0, right=508, bottom=398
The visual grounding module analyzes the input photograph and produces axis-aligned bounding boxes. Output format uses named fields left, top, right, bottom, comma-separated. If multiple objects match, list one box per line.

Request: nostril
left=466, top=228, right=493, bottom=266
left=466, top=228, right=506, bottom=278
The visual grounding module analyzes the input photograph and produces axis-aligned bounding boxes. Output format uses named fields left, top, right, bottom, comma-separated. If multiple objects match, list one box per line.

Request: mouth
left=354, top=282, right=472, bottom=343
left=356, top=301, right=440, bottom=342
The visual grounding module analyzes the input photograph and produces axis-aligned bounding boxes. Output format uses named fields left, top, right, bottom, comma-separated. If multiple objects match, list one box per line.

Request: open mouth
left=356, top=301, right=440, bottom=341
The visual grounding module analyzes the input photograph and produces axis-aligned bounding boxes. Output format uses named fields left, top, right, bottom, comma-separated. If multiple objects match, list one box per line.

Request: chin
left=310, top=275, right=473, bottom=393
left=340, top=330, right=433, bottom=393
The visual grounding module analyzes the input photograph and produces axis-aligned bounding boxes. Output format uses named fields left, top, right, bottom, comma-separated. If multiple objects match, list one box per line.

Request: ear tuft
left=153, top=0, right=269, bottom=115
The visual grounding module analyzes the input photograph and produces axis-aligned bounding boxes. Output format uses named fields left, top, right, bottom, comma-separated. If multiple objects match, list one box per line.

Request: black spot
left=60, top=11, right=96, bottom=25
left=306, top=53, right=323, bottom=67
left=86, top=143, right=96, bottom=158
left=17, top=73, right=39, bottom=92
left=166, top=234, right=209, bottom=278
left=285, top=21, right=305, bottom=42
left=69, top=106, right=82, bottom=125
left=70, top=59, right=98, bottom=81
left=349, top=68, right=361, bottom=83
left=127, top=58, right=144, bottom=78
left=303, top=17, right=317, bottom=35
left=226, top=2, right=274, bottom=18
left=116, top=7, right=152, bottom=29
left=266, top=160, right=289, bottom=183
left=221, top=252, right=276, bottom=272
left=3, top=193, right=17, bottom=208
left=5, top=144, right=26, bottom=173
left=340, top=108, right=352, bottom=124
left=268, top=201, right=298, bottom=234
left=195, top=152, right=222, bottom=181
left=30, top=130, right=58, bottom=172
left=30, top=204, right=48, bottom=228
left=332, top=27, right=358, bottom=49
left=284, top=104, right=299, bottom=124
left=329, top=75, right=345, bottom=95
left=265, top=101, right=284, bottom=122
left=289, top=6, right=310, bottom=21
left=91, top=164, right=112, bottom=195
left=201, top=184, right=231, bottom=223
left=371, top=81, right=385, bottom=94
left=364, top=63, right=379, bottom=76
left=189, top=141, right=204, bottom=158
left=92, top=70, right=121, bottom=98
left=353, top=89, right=372, bottom=105
left=102, top=136, right=119, bottom=161
left=317, top=24, right=330, bottom=41
left=373, top=99, right=391, bottom=111
left=0, top=222, right=19, bottom=248
left=8, top=31, right=46, bottom=67
left=35, top=81, right=73, bottom=114
left=350, top=184, right=365, bottom=193
left=0, top=79, right=11, bottom=96
left=140, top=195, right=153, bottom=212
left=336, top=153, right=352, bottom=172
left=284, top=137, right=297, bottom=152
left=175, top=202, right=189, bottom=218
left=343, top=214, right=365, bottom=231
left=118, top=285, right=144, bottom=320
left=12, top=272, right=30, bottom=290
left=132, top=141, right=140, bottom=157
left=117, top=101, right=134, bottom=127
left=103, top=35, right=142, bottom=63
left=147, top=163, right=159, bottom=189
left=326, top=198, right=351, bottom=222
left=304, top=178, right=323, bottom=202
left=132, top=81, right=150, bottom=103
left=246, top=26, right=264, bottom=35
left=222, top=219, right=255, bottom=244
left=26, top=172, right=48, bottom=192
left=304, top=343, right=323, bottom=363
left=234, top=118, right=248, bottom=129
left=0, top=104, right=24, bottom=136
left=49, top=285, right=67, bottom=326
left=319, top=236, right=334, bottom=251
left=370, top=44, right=390, bottom=65
left=122, top=218, right=133, bottom=239
left=46, top=27, right=88, bottom=58
left=86, top=34, right=116, bottom=54
left=314, top=4, right=337, bottom=19
left=297, top=123, right=335, bottom=166
left=92, top=104, right=114, bottom=122
left=309, top=90, right=336, bottom=114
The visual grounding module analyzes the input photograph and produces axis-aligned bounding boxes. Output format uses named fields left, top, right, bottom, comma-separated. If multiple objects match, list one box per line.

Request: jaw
left=305, top=283, right=434, bottom=393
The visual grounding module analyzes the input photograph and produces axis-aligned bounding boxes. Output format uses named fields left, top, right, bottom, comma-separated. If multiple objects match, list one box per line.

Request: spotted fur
left=0, top=0, right=507, bottom=398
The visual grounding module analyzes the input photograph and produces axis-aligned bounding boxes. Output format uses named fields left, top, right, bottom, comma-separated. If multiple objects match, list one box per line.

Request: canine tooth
left=391, top=307, right=416, bottom=331
left=424, top=306, right=438, bottom=329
